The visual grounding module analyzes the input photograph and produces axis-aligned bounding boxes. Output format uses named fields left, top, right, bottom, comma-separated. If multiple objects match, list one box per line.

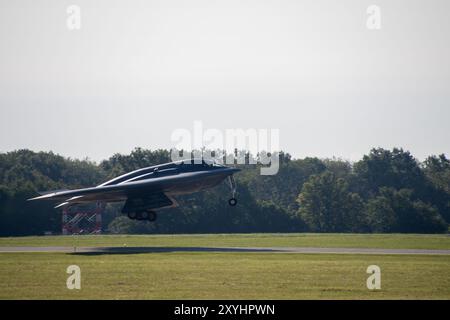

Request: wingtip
left=27, top=193, right=57, bottom=201
left=27, top=195, right=41, bottom=201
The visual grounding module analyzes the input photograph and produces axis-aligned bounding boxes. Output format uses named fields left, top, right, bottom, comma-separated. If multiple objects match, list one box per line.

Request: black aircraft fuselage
left=29, top=159, right=240, bottom=221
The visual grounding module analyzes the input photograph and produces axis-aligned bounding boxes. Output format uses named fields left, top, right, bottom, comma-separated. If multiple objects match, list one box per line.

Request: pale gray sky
left=0, top=0, right=449, bottom=162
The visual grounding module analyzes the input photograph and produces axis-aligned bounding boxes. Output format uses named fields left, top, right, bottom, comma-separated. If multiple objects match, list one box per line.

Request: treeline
left=0, top=148, right=449, bottom=236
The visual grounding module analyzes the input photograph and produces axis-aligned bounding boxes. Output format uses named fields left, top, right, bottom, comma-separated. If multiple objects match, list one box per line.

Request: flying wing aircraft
left=28, top=159, right=240, bottom=221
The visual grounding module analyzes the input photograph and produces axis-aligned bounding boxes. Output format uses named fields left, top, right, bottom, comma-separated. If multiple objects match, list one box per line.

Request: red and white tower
left=62, top=202, right=104, bottom=235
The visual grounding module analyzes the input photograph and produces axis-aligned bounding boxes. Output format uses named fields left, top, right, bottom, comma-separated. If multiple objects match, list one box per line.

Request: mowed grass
left=1, top=234, right=449, bottom=299
left=1, top=233, right=450, bottom=249
left=0, top=252, right=449, bottom=299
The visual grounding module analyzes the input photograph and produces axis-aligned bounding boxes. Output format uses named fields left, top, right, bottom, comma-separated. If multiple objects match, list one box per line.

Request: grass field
left=0, top=233, right=449, bottom=299
left=1, top=233, right=450, bottom=249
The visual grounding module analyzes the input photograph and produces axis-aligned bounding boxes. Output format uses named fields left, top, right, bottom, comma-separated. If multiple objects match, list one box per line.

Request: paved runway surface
left=1, top=246, right=449, bottom=255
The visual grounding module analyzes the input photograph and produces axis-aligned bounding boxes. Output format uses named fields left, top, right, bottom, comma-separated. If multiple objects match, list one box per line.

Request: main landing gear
left=227, top=175, right=238, bottom=206
left=128, top=210, right=157, bottom=221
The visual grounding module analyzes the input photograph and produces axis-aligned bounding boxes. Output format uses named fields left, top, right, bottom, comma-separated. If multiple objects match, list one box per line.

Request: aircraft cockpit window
left=202, top=159, right=216, bottom=167
left=212, top=162, right=225, bottom=167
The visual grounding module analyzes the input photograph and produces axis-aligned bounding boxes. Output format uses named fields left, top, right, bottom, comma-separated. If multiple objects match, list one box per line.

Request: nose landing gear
left=227, top=175, right=238, bottom=206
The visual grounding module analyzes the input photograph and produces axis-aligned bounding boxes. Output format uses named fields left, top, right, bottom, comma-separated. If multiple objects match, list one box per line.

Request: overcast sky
left=0, top=0, right=449, bottom=162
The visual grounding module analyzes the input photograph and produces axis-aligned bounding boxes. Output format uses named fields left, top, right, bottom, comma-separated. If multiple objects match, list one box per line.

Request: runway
left=1, top=246, right=449, bottom=255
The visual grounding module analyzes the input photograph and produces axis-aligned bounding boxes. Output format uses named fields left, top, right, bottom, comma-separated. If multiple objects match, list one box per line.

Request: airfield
left=0, top=233, right=449, bottom=299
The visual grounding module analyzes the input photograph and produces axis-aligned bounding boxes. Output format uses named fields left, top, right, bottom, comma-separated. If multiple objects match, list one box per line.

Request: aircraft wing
left=27, top=178, right=165, bottom=202
left=27, top=176, right=181, bottom=211
left=29, top=186, right=129, bottom=202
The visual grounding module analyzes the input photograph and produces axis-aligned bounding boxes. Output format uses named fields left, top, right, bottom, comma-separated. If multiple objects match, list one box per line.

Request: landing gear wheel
left=127, top=211, right=137, bottom=220
left=228, top=198, right=237, bottom=206
left=147, top=210, right=157, bottom=222
left=138, top=211, right=149, bottom=220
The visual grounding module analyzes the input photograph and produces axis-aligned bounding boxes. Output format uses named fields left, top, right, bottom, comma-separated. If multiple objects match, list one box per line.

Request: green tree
left=297, top=171, right=367, bottom=232
left=423, top=154, right=450, bottom=194
left=422, top=154, right=450, bottom=222
left=365, top=188, right=447, bottom=233
left=354, top=148, right=426, bottom=197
